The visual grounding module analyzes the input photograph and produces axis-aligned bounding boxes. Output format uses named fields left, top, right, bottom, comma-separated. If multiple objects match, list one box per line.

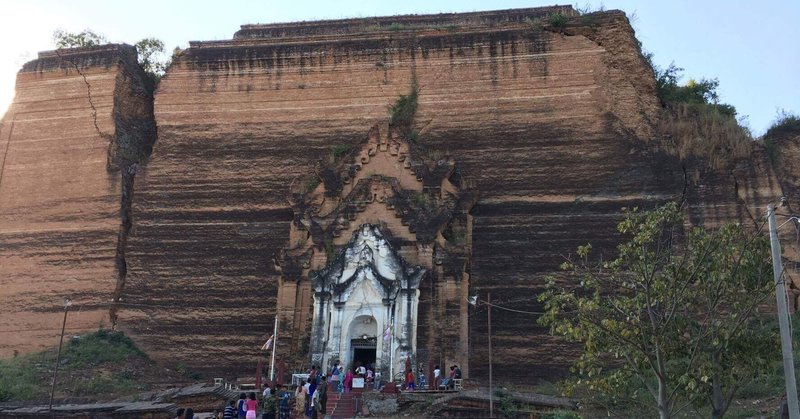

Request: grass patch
left=440, top=24, right=459, bottom=33
left=0, top=330, right=149, bottom=402
left=658, top=102, right=753, bottom=170
left=764, top=109, right=800, bottom=138
left=0, top=352, right=50, bottom=402
left=61, top=329, right=146, bottom=367
left=71, top=374, right=139, bottom=397
left=532, top=380, right=562, bottom=396
left=539, top=410, right=581, bottom=419
left=736, top=372, right=785, bottom=399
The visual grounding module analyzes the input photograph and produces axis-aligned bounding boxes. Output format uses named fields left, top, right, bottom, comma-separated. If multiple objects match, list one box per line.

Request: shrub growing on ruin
left=648, top=60, right=753, bottom=170
left=331, top=144, right=353, bottom=160
left=135, top=37, right=169, bottom=87
left=389, top=79, right=420, bottom=135
left=659, top=103, right=753, bottom=170
left=762, top=109, right=800, bottom=165
left=548, top=13, right=568, bottom=28
left=764, top=109, right=800, bottom=139
left=53, top=30, right=170, bottom=89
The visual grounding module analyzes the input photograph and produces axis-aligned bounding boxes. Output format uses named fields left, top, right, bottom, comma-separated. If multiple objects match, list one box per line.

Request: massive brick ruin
left=1, top=6, right=798, bottom=384
left=0, top=44, right=155, bottom=356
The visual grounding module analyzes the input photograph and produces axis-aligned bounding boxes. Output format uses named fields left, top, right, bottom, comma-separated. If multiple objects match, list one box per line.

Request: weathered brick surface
left=0, top=44, right=154, bottom=356
left=119, top=8, right=686, bottom=381
left=1, top=7, right=792, bottom=386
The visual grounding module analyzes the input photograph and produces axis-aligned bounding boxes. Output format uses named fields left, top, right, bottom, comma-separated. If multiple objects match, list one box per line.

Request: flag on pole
left=383, top=325, right=392, bottom=342
left=261, top=334, right=274, bottom=350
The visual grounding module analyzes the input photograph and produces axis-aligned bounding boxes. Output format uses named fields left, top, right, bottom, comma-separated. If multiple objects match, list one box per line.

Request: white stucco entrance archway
left=308, top=224, right=425, bottom=377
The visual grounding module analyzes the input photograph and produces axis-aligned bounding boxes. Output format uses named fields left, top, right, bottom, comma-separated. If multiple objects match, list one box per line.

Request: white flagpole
left=270, top=315, right=279, bottom=382
left=388, top=321, right=394, bottom=382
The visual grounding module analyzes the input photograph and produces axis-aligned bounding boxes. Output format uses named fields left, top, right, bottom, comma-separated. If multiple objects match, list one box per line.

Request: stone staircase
left=324, top=391, right=358, bottom=418
left=324, top=383, right=371, bottom=419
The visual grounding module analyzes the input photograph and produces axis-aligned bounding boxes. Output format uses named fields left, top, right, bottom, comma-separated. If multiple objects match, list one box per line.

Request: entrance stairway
left=324, top=391, right=358, bottom=418
left=325, top=383, right=364, bottom=419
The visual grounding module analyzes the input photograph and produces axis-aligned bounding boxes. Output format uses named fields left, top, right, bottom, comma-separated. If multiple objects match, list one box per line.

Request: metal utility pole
left=488, top=292, right=493, bottom=418
left=49, top=299, right=72, bottom=411
left=767, top=204, right=799, bottom=419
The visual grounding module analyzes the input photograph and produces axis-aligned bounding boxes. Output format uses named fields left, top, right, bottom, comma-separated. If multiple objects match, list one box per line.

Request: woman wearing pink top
left=245, top=392, right=258, bottom=419
left=344, top=368, right=354, bottom=393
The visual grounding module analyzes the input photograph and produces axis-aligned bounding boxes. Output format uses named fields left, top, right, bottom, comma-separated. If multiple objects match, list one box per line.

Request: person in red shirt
left=405, top=369, right=415, bottom=390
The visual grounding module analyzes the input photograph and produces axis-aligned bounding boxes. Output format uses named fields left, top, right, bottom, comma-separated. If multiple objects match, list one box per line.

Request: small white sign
left=352, top=378, right=365, bottom=388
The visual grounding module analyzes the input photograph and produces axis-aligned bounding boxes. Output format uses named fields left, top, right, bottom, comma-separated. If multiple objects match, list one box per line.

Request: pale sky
left=1, top=0, right=798, bottom=136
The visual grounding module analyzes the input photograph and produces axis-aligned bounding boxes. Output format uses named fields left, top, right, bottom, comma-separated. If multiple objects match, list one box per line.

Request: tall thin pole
left=768, top=204, right=799, bottom=419
left=49, top=299, right=71, bottom=411
left=488, top=292, right=493, bottom=418
left=270, top=315, right=279, bottom=382
left=389, top=320, right=394, bottom=382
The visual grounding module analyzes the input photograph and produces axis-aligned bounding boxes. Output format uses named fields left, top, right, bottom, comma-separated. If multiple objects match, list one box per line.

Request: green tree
left=538, top=203, right=777, bottom=419
left=53, top=30, right=170, bottom=87
left=134, top=38, right=168, bottom=77
left=652, top=61, right=736, bottom=117
left=53, top=29, right=107, bottom=48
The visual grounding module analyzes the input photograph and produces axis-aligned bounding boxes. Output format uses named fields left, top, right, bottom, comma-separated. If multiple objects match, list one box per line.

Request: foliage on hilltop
left=762, top=109, right=800, bottom=165
left=645, top=57, right=753, bottom=171
left=53, top=29, right=107, bottom=48
left=53, top=29, right=170, bottom=88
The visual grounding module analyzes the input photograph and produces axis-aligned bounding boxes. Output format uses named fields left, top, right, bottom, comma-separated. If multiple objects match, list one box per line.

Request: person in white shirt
left=433, top=365, right=441, bottom=389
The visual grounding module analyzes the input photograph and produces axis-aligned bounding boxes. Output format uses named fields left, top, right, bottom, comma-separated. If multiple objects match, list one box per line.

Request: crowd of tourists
left=173, top=363, right=462, bottom=418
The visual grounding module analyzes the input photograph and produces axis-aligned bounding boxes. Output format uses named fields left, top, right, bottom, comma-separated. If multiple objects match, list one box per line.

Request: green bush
left=652, top=62, right=737, bottom=117
left=389, top=80, right=420, bottom=130
left=548, top=13, right=568, bottom=28
left=71, top=375, right=139, bottom=397
left=495, top=389, right=519, bottom=418
left=331, top=144, right=353, bottom=160
left=410, top=192, right=434, bottom=211
left=736, top=373, right=785, bottom=399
